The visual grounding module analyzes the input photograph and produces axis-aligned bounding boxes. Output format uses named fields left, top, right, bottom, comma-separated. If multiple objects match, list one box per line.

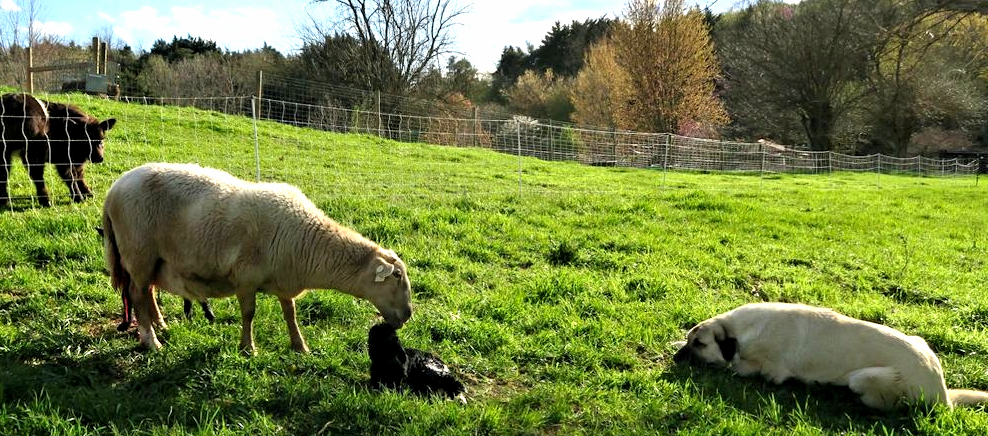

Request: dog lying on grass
left=368, top=323, right=465, bottom=401
left=673, top=302, right=988, bottom=410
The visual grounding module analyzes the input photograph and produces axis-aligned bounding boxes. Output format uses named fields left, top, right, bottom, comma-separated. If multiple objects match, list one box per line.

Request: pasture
left=1, top=95, right=988, bottom=435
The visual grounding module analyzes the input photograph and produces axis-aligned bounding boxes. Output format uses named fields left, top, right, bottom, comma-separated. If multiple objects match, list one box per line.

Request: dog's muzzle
left=673, top=345, right=694, bottom=364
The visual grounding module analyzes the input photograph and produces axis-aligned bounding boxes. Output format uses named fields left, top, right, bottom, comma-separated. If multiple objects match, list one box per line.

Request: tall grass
left=0, top=96, right=987, bottom=435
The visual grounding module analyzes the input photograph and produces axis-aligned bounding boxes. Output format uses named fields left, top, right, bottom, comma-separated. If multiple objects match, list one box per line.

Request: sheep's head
left=361, top=249, right=413, bottom=329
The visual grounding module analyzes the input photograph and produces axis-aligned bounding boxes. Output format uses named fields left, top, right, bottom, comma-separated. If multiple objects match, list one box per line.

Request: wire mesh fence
left=0, top=90, right=982, bottom=211
left=252, top=95, right=981, bottom=176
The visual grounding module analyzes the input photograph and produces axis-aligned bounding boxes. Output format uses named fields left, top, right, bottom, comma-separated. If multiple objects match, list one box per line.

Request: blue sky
left=13, top=0, right=761, bottom=73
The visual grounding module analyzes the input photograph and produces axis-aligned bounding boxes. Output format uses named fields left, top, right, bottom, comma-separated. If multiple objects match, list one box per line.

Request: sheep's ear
left=374, top=262, right=396, bottom=282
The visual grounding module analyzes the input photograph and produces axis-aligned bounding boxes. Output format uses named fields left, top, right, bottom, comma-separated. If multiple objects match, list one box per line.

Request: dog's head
left=673, top=318, right=738, bottom=366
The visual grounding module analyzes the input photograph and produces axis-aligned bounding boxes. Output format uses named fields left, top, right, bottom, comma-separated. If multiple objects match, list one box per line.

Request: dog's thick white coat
left=675, top=302, right=988, bottom=409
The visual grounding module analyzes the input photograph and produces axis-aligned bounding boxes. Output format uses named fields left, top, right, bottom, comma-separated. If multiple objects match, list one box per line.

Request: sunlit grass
left=1, top=96, right=987, bottom=434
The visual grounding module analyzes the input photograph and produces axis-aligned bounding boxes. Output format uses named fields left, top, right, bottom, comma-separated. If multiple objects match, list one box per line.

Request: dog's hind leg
left=848, top=367, right=904, bottom=410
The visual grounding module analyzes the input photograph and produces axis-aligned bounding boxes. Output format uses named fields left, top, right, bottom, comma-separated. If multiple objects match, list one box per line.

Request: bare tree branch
left=306, top=0, right=468, bottom=94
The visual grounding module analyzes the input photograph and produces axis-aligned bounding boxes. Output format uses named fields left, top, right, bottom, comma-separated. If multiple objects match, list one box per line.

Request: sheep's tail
left=101, top=213, right=133, bottom=332
left=948, top=389, right=988, bottom=407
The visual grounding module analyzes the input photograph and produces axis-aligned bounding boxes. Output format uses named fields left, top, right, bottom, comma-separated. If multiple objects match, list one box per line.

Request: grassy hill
left=1, top=94, right=988, bottom=435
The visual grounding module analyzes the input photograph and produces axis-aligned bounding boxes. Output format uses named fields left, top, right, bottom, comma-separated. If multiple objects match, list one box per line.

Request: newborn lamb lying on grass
left=368, top=322, right=465, bottom=401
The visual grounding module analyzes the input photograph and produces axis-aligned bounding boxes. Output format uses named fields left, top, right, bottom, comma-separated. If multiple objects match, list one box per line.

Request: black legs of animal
left=24, top=152, right=51, bottom=207
left=55, top=164, right=91, bottom=203
left=279, top=297, right=309, bottom=353
left=0, top=155, right=10, bottom=208
left=183, top=298, right=216, bottom=322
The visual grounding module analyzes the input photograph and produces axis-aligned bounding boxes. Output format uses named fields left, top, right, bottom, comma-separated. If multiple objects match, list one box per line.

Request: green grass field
left=1, top=95, right=988, bottom=435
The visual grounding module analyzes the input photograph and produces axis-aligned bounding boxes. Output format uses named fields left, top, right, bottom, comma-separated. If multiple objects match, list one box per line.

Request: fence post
left=251, top=96, right=261, bottom=182
left=91, top=37, right=100, bottom=73
left=377, top=91, right=383, bottom=138
left=100, top=42, right=108, bottom=75
left=473, top=107, right=479, bottom=147
left=876, top=154, right=882, bottom=188
left=255, top=70, right=263, bottom=117
left=662, top=133, right=671, bottom=190
left=759, top=140, right=765, bottom=180
left=517, top=119, right=523, bottom=197
left=26, top=46, right=33, bottom=94
left=549, top=120, right=554, bottom=161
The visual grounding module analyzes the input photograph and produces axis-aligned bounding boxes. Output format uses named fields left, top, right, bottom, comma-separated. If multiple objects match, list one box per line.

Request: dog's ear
left=716, top=336, right=738, bottom=362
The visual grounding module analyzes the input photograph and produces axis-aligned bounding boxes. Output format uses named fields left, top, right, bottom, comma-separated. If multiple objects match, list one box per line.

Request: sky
left=10, top=0, right=787, bottom=73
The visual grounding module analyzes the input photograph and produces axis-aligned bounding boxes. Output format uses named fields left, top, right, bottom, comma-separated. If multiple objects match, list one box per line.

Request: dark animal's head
left=673, top=318, right=738, bottom=366
left=368, top=322, right=408, bottom=387
left=44, top=101, right=116, bottom=165
left=361, top=248, right=413, bottom=329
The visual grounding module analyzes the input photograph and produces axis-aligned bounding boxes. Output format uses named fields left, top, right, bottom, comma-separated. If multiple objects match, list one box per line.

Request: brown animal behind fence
left=0, top=93, right=116, bottom=208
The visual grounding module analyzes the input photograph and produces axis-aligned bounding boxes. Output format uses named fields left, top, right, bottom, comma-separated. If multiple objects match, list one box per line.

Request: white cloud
left=33, top=20, right=73, bottom=38
left=106, top=5, right=294, bottom=53
left=457, top=0, right=620, bottom=73
left=97, top=12, right=116, bottom=24
left=0, top=0, right=19, bottom=12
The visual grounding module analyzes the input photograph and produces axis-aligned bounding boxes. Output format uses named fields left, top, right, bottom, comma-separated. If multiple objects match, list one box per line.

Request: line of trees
left=1, top=0, right=985, bottom=156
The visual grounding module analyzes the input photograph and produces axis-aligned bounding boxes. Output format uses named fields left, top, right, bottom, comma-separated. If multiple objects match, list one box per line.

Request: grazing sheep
left=102, top=162, right=413, bottom=353
left=368, top=323, right=465, bottom=400
left=97, top=226, right=214, bottom=331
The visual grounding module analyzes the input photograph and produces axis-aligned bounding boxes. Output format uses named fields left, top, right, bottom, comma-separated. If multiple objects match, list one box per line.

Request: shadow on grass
left=660, top=362, right=935, bottom=433
left=0, top=324, right=459, bottom=435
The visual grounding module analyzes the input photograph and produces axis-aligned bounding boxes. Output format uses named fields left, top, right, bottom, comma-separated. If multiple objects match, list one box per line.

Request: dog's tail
left=948, top=389, right=988, bottom=407
left=100, top=215, right=133, bottom=332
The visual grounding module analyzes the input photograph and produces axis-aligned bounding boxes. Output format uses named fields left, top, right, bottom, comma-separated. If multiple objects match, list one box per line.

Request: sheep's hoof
left=239, top=344, right=257, bottom=357
left=140, top=337, right=162, bottom=350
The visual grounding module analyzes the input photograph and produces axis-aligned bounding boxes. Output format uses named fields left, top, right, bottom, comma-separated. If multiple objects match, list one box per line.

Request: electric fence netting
left=0, top=88, right=981, bottom=210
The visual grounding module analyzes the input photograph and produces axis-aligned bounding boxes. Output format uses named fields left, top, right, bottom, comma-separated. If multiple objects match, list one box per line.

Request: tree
left=610, top=0, right=728, bottom=134
left=571, top=39, right=631, bottom=128
left=305, top=0, right=468, bottom=95
left=503, top=69, right=574, bottom=121
left=490, top=18, right=614, bottom=101
left=716, top=0, right=877, bottom=151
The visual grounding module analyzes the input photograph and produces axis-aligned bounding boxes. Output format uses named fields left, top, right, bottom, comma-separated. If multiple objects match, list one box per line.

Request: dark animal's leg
left=55, top=164, right=85, bottom=203
left=183, top=299, right=193, bottom=319
left=24, top=153, right=50, bottom=207
left=116, top=286, right=133, bottom=332
left=279, top=297, right=309, bottom=353
left=0, top=152, right=10, bottom=208
left=200, top=301, right=216, bottom=322
left=73, top=164, right=92, bottom=199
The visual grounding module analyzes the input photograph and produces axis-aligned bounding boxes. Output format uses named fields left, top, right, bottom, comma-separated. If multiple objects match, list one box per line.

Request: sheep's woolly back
left=103, top=163, right=383, bottom=300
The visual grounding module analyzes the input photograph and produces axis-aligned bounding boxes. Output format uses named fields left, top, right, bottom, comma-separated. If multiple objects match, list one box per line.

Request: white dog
left=673, top=302, right=988, bottom=409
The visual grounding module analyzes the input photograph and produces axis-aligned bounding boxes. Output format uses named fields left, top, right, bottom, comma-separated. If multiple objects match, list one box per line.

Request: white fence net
left=0, top=93, right=982, bottom=209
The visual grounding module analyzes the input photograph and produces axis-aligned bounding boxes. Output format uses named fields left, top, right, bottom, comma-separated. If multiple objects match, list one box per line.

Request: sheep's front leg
left=279, top=297, right=309, bottom=353
left=237, top=292, right=257, bottom=355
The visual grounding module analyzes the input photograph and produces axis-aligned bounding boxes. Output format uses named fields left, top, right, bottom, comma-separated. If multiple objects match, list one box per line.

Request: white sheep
left=101, top=162, right=413, bottom=353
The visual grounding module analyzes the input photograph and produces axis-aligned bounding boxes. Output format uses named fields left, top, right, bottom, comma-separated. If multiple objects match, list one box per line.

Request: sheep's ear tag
left=375, top=264, right=394, bottom=282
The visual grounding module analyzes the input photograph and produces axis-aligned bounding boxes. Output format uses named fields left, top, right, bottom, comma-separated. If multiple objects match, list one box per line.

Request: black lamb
left=368, top=322, right=465, bottom=400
